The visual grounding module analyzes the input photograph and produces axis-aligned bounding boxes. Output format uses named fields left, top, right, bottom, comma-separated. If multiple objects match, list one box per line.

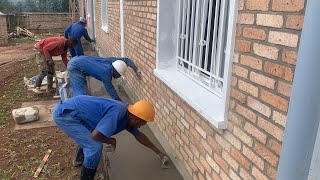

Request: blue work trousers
left=69, top=39, right=84, bottom=57
left=53, top=110, right=103, bottom=169
left=67, top=59, right=88, bottom=96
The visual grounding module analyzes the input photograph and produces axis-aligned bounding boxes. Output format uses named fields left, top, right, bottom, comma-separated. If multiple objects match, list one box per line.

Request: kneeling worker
left=53, top=95, right=167, bottom=179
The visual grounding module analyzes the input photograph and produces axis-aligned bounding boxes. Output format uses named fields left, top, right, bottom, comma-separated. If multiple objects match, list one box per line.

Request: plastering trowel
left=160, top=155, right=171, bottom=169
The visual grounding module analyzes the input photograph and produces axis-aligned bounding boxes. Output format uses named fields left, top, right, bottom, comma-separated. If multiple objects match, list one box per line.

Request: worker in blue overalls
left=64, top=17, right=94, bottom=57
left=67, top=55, right=142, bottom=166
left=67, top=56, right=141, bottom=101
left=53, top=95, right=168, bottom=179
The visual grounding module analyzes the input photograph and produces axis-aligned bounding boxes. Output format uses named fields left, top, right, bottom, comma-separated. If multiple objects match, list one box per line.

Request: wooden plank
left=34, top=149, right=52, bottom=178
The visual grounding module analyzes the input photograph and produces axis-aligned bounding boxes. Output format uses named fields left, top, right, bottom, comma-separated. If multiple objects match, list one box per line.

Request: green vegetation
left=0, top=0, right=69, bottom=13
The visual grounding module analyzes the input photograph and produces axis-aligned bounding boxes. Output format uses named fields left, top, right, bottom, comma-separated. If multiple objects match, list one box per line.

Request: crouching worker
left=52, top=95, right=167, bottom=180
left=33, top=36, right=77, bottom=93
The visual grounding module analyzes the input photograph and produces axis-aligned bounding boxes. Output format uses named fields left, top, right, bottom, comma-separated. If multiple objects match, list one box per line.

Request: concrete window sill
left=154, top=67, right=227, bottom=129
left=101, top=26, right=109, bottom=34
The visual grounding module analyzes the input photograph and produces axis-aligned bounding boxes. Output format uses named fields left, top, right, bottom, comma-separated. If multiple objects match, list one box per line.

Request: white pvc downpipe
left=276, top=0, right=320, bottom=179
left=120, top=0, right=124, bottom=57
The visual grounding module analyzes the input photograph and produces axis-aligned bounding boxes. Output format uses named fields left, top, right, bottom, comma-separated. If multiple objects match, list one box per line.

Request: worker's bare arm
left=91, top=129, right=116, bottom=146
left=135, top=132, right=166, bottom=158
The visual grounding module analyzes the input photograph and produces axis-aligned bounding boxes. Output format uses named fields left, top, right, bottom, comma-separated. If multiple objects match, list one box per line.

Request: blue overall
left=53, top=95, right=140, bottom=169
left=64, top=21, right=93, bottom=57
left=67, top=56, right=137, bottom=100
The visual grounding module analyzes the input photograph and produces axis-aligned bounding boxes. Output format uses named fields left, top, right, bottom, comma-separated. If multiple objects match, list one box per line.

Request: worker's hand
left=135, top=71, right=142, bottom=80
left=47, top=60, right=54, bottom=66
left=158, top=152, right=169, bottom=165
left=158, top=152, right=167, bottom=159
left=109, top=138, right=117, bottom=152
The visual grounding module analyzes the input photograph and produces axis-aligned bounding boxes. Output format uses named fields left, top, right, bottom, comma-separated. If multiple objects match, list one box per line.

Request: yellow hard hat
left=128, top=100, right=155, bottom=122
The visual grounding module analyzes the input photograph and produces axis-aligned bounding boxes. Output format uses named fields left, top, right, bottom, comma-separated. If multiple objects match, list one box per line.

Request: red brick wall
left=0, top=15, right=8, bottom=45
left=94, top=0, right=121, bottom=57
left=124, top=0, right=157, bottom=100
left=85, top=0, right=306, bottom=179
left=13, top=13, right=79, bottom=33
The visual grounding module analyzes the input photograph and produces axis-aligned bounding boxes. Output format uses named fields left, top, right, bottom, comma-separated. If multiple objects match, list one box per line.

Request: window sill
left=101, top=26, right=109, bottom=33
left=154, top=67, right=227, bottom=129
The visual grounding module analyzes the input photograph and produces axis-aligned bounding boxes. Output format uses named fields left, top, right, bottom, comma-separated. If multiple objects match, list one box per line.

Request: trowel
left=160, top=155, right=171, bottom=169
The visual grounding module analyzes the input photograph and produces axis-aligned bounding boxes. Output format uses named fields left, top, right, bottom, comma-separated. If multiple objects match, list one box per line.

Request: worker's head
left=127, top=100, right=155, bottom=129
left=79, top=17, right=87, bottom=24
left=112, top=60, right=128, bottom=78
left=67, top=37, right=78, bottom=48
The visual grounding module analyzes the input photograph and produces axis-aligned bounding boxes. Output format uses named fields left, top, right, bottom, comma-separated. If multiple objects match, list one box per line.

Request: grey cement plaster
left=106, top=126, right=183, bottom=180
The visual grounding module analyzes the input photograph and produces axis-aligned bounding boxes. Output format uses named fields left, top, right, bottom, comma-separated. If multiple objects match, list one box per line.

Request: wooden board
left=34, top=149, right=52, bottom=178
left=14, top=100, right=59, bottom=130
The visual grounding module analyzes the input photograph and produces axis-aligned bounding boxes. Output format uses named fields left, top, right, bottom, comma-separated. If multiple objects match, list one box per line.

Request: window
left=101, top=0, right=108, bottom=32
left=177, top=0, right=227, bottom=97
left=154, top=0, right=238, bottom=129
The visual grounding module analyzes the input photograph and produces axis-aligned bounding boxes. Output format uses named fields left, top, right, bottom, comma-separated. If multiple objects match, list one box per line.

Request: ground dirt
left=0, top=38, right=90, bottom=179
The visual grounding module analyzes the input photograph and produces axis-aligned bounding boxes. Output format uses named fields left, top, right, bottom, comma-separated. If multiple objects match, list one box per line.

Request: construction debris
left=8, top=26, right=35, bottom=39
left=34, top=149, right=52, bottom=178
left=12, top=106, right=39, bottom=124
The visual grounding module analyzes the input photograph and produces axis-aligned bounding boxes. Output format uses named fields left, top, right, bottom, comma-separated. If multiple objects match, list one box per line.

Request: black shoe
left=80, top=166, right=96, bottom=180
left=73, top=146, right=84, bottom=167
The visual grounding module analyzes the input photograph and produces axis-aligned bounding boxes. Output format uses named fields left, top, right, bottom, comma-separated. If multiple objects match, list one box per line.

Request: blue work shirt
left=54, top=95, right=140, bottom=137
left=69, top=56, right=137, bottom=100
left=64, top=21, right=92, bottom=42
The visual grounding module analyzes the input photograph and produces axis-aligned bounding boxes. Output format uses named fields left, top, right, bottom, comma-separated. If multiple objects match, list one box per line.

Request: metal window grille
left=177, top=0, right=228, bottom=97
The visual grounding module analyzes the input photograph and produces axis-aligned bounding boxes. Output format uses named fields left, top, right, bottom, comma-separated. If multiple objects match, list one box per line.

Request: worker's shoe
left=80, top=166, right=96, bottom=180
left=73, top=147, right=84, bottom=167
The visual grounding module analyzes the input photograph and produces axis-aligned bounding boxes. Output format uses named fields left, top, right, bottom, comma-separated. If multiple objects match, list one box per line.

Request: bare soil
left=0, top=39, right=82, bottom=179
left=0, top=43, right=34, bottom=65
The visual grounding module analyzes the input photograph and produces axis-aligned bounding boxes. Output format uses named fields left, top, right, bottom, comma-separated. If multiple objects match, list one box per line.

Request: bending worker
left=33, top=36, right=77, bottom=93
left=67, top=55, right=141, bottom=101
left=68, top=55, right=142, bottom=166
left=64, top=17, right=94, bottom=57
left=53, top=95, right=167, bottom=180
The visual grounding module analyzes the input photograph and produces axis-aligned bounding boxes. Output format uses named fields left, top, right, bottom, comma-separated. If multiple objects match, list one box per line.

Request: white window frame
left=154, top=0, right=238, bottom=129
left=101, top=0, right=108, bottom=33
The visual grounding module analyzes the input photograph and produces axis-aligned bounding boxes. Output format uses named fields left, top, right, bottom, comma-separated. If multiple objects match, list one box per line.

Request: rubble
left=8, top=26, right=35, bottom=40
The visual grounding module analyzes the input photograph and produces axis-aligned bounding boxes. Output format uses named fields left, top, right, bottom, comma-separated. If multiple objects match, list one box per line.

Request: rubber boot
left=80, top=166, right=96, bottom=180
left=73, top=146, right=84, bottom=167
